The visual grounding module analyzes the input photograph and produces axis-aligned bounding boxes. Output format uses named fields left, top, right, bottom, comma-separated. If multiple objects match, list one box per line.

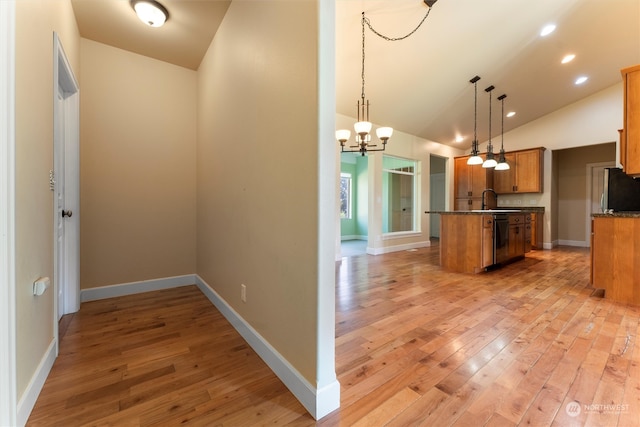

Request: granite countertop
left=592, top=211, right=640, bottom=218
left=426, top=207, right=545, bottom=215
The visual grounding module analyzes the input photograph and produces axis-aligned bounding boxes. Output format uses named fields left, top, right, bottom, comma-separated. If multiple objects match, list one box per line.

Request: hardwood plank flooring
left=27, top=245, right=640, bottom=426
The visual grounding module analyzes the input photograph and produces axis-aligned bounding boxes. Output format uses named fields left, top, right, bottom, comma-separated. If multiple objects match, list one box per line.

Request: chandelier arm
left=363, top=6, right=434, bottom=42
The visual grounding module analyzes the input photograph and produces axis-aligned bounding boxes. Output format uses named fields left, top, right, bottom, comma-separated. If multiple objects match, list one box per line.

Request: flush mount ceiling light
left=131, top=0, right=169, bottom=27
left=540, top=24, right=556, bottom=37
left=575, top=75, right=589, bottom=85
left=336, top=0, right=438, bottom=156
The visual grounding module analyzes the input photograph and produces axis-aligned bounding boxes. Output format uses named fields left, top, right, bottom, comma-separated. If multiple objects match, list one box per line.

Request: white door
left=55, top=92, right=66, bottom=320
left=53, top=33, right=80, bottom=324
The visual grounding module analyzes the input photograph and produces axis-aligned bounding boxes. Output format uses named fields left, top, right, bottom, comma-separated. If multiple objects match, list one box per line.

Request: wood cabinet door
left=493, top=153, right=516, bottom=193
left=624, top=66, right=640, bottom=175
left=515, top=150, right=543, bottom=193
left=454, top=157, right=472, bottom=198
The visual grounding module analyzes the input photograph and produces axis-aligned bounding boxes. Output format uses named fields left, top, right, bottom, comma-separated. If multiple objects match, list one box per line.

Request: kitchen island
left=428, top=209, right=542, bottom=274
left=591, top=212, right=640, bottom=305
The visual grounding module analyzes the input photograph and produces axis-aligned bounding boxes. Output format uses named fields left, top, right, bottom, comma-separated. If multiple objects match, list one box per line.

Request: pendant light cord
left=361, top=12, right=366, bottom=103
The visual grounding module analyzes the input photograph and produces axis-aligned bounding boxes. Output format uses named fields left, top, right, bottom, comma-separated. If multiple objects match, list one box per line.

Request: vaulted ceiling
left=71, top=0, right=640, bottom=149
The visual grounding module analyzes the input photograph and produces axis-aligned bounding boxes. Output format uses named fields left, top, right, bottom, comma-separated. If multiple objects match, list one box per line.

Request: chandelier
left=337, top=0, right=438, bottom=156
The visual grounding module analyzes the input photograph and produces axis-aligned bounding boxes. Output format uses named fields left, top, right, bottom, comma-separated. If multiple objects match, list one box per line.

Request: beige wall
left=196, top=1, right=320, bottom=384
left=556, top=143, right=616, bottom=244
left=14, top=0, right=80, bottom=400
left=79, top=39, right=197, bottom=288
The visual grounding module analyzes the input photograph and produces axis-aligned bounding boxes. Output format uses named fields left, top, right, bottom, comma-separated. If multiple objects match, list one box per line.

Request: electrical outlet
left=241, top=284, right=246, bottom=303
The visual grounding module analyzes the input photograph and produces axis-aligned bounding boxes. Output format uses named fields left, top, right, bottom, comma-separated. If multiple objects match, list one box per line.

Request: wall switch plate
left=241, top=284, right=246, bottom=303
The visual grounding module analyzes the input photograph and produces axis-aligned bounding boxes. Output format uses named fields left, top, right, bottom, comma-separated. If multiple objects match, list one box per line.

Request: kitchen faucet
left=482, top=188, right=498, bottom=210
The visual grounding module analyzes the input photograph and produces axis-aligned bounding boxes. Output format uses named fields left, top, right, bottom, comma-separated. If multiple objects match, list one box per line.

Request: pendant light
left=495, top=94, right=511, bottom=171
left=482, top=85, right=497, bottom=168
left=467, top=76, right=483, bottom=165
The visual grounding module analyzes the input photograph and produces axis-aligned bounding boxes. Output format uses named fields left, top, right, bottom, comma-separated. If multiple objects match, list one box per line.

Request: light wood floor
left=27, top=245, right=640, bottom=426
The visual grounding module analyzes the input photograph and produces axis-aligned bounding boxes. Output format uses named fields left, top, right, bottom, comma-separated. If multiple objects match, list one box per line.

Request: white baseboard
left=80, top=274, right=197, bottom=302
left=17, top=339, right=56, bottom=427
left=194, top=275, right=340, bottom=420
left=557, top=239, right=589, bottom=248
left=367, top=240, right=430, bottom=255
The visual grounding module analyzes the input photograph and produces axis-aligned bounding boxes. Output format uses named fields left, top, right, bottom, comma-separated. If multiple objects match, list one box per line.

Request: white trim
left=195, top=275, right=340, bottom=420
left=80, top=274, right=197, bottom=302
left=0, top=1, right=17, bottom=425
left=367, top=240, right=430, bottom=255
left=340, top=235, right=366, bottom=241
left=557, top=239, right=589, bottom=248
left=16, top=340, right=56, bottom=427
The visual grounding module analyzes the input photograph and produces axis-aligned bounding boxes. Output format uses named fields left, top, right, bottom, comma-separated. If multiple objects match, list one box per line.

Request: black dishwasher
left=493, top=213, right=509, bottom=264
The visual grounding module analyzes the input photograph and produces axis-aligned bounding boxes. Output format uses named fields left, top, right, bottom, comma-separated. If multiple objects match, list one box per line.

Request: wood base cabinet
left=592, top=216, right=640, bottom=305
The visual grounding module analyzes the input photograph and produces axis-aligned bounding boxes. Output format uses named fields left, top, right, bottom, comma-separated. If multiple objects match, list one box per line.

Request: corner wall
left=196, top=0, right=338, bottom=418
left=79, top=39, right=197, bottom=289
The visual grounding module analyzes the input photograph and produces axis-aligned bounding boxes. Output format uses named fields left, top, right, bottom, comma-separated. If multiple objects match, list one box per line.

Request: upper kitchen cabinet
left=493, top=147, right=545, bottom=194
left=454, top=155, right=494, bottom=210
left=621, top=64, right=640, bottom=176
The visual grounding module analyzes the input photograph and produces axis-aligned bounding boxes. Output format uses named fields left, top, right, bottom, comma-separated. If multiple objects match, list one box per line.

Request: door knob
left=62, top=210, right=72, bottom=218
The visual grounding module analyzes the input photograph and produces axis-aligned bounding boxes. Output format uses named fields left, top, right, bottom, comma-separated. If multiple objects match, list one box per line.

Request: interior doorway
left=429, top=155, right=447, bottom=239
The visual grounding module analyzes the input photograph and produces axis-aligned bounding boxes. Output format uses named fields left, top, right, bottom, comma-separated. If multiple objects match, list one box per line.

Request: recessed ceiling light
left=131, top=0, right=169, bottom=27
left=455, top=135, right=464, bottom=143
left=575, top=76, right=588, bottom=85
left=506, top=111, right=516, bottom=118
left=540, top=24, right=556, bottom=37
left=561, top=54, right=576, bottom=64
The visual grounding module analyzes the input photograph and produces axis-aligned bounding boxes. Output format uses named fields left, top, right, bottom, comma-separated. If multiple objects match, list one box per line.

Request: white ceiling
left=71, top=0, right=640, bottom=149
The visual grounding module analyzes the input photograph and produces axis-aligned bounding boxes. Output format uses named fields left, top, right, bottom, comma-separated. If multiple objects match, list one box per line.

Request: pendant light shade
left=467, top=76, right=483, bottom=165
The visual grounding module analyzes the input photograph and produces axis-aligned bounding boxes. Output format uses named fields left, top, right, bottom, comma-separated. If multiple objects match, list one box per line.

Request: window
left=340, top=173, right=352, bottom=219
left=382, top=155, right=417, bottom=233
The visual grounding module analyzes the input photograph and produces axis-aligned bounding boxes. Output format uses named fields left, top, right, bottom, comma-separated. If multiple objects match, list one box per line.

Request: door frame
left=53, top=33, right=80, bottom=332
left=585, top=161, right=615, bottom=247
left=0, top=1, right=16, bottom=425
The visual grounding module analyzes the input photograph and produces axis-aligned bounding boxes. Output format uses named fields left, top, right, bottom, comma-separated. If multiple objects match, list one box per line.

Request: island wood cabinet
left=440, top=212, right=527, bottom=274
left=493, top=148, right=545, bottom=194
left=620, top=64, right=640, bottom=176
left=454, top=156, right=494, bottom=210
left=508, top=214, right=526, bottom=259
left=591, top=216, right=640, bottom=305
left=440, top=213, right=494, bottom=273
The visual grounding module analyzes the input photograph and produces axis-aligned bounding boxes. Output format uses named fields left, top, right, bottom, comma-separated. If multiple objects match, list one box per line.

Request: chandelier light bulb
left=335, top=129, right=351, bottom=143
left=376, top=127, right=393, bottom=140
left=354, top=121, right=372, bottom=136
